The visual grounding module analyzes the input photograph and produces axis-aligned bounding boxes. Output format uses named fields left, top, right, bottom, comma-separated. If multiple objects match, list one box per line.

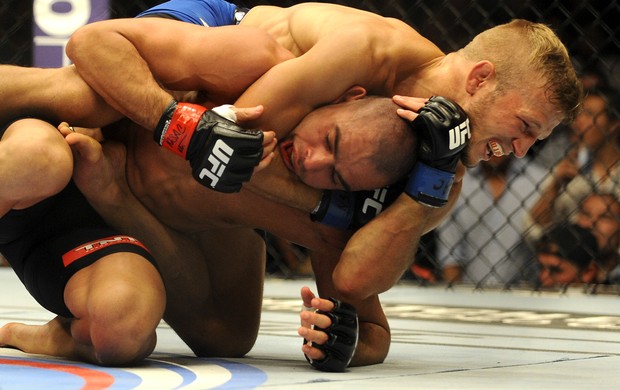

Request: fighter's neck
left=395, top=53, right=467, bottom=101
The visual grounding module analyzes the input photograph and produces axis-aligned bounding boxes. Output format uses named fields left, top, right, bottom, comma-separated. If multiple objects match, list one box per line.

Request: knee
left=87, top=280, right=165, bottom=365
left=2, top=119, right=73, bottom=199
left=182, top=321, right=259, bottom=358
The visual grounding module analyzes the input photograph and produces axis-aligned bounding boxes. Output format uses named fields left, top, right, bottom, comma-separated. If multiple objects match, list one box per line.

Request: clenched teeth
left=488, top=141, right=504, bottom=157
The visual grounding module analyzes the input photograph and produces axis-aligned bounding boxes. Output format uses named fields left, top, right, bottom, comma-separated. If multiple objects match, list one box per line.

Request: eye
left=521, top=120, right=532, bottom=136
left=325, top=131, right=332, bottom=152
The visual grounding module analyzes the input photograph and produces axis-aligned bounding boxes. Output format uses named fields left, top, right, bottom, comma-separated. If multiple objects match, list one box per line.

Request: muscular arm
left=233, top=23, right=382, bottom=134
left=334, top=169, right=464, bottom=300
left=66, top=18, right=293, bottom=131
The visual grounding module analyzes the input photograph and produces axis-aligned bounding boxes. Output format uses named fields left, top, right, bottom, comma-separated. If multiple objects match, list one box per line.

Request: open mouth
left=487, top=141, right=504, bottom=158
left=279, top=139, right=295, bottom=172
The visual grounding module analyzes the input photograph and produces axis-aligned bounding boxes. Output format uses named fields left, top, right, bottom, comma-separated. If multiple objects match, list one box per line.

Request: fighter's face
left=462, top=87, right=561, bottom=167
left=280, top=105, right=388, bottom=191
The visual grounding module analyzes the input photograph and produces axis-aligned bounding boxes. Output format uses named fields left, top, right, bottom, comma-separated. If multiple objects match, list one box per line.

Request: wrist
left=154, top=101, right=206, bottom=159
left=310, top=190, right=355, bottom=230
left=405, top=162, right=454, bottom=207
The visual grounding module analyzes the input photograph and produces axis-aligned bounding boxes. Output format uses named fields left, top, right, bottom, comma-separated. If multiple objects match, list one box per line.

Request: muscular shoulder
left=244, top=3, right=443, bottom=64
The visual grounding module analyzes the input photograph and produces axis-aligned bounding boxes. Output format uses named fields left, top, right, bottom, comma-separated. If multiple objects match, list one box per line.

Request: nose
left=303, top=148, right=332, bottom=172
left=512, top=137, right=537, bottom=158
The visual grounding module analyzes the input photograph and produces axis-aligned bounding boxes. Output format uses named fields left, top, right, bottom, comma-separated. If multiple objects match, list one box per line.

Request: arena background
left=0, top=0, right=618, bottom=293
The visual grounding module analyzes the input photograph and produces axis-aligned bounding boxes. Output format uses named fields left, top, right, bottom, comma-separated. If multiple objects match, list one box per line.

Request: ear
left=332, top=86, right=367, bottom=103
left=465, top=61, right=495, bottom=95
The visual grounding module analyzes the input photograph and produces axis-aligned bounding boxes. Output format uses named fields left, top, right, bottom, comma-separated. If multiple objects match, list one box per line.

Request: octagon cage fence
left=1, top=0, right=619, bottom=295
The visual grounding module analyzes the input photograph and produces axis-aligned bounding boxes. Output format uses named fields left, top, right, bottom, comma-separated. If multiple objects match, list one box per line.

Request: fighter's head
left=280, top=89, right=415, bottom=191
left=456, top=19, right=582, bottom=166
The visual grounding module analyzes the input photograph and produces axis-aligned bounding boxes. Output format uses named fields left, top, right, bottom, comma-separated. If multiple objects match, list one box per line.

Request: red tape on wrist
left=161, top=102, right=207, bottom=158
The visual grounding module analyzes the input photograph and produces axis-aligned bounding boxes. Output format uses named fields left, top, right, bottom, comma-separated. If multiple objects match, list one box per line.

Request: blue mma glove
left=154, top=101, right=263, bottom=193
left=406, top=96, right=470, bottom=207
left=305, top=298, right=359, bottom=372
left=310, top=180, right=406, bottom=230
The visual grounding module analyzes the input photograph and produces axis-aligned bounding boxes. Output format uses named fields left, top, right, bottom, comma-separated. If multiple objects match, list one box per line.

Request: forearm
left=333, top=195, right=430, bottom=299
left=67, top=21, right=171, bottom=130
left=0, top=65, right=122, bottom=128
left=245, top=162, right=322, bottom=211
left=333, top=181, right=460, bottom=300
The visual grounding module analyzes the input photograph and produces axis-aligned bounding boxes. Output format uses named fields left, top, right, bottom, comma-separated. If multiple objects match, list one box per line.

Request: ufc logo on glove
left=448, top=118, right=471, bottom=150
left=198, top=140, right=234, bottom=188
left=154, top=102, right=264, bottom=193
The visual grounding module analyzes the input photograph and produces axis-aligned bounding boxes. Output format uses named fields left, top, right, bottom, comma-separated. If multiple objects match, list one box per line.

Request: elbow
left=332, top=268, right=376, bottom=301
left=66, top=24, right=92, bottom=63
left=66, top=23, right=107, bottom=65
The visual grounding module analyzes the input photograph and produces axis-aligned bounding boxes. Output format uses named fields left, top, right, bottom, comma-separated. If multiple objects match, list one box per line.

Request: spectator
left=436, top=154, right=547, bottom=286
left=572, top=193, right=620, bottom=284
left=536, top=88, right=612, bottom=169
left=535, top=223, right=599, bottom=287
left=527, top=88, right=620, bottom=238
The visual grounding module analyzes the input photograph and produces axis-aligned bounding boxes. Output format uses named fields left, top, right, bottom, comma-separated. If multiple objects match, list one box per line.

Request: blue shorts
left=137, top=0, right=248, bottom=26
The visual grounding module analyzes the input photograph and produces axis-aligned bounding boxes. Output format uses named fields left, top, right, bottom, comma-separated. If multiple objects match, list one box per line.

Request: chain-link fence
left=2, top=1, right=619, bottom=292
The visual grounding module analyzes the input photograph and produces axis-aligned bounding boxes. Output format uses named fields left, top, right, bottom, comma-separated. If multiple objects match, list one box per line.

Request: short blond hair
left=461, top=19, right=582, bottom=123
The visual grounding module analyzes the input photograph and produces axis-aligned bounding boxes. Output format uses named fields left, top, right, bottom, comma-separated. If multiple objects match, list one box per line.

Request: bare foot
left=58, top=122, right=130, bottom=207
left=0, top=317, right=77, bottom=359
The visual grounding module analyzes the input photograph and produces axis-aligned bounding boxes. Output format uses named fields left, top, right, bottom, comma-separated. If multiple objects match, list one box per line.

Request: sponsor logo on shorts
left=199, top=140, right=234, bottom=188
left=62, top=236, right=148, bottom=267
left=448, top=118, right=471, bottom=150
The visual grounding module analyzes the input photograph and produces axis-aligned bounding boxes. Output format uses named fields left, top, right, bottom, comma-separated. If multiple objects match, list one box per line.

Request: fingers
left=393, top=94, right=428, bottom=109
left=298, top=309, right=334, bottom=361
left=298, top=309, right=332, bottom=361
left=262, top=130, right=276, bottom=147
left=300, top=309, right=333, bottom=330
left=254, top=131, right=277, bottom=172
left=234, top=105, right=264, bottom=123
left=393, top=95, right=427, bottom=122
left=300, top=333, right=327, bottom=361
left=300, top=286, right=316, bottom=308
left=298, top=288, right=339, bottom=361
left=255, top=151, right=275, bottom=172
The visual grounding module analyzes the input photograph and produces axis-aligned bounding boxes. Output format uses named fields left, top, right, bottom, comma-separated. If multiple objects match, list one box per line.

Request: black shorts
left=0, top=123, right=156, bottom=318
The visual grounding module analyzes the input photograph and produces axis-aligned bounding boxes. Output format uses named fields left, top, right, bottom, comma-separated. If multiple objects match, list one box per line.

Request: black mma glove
left=405, top=96, right=470, bottom=207
left=305, top=297, right=359, bottom=372
left=310, top=180, right=406, bottom=230
left=154, top=101, right=263, bottom=193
